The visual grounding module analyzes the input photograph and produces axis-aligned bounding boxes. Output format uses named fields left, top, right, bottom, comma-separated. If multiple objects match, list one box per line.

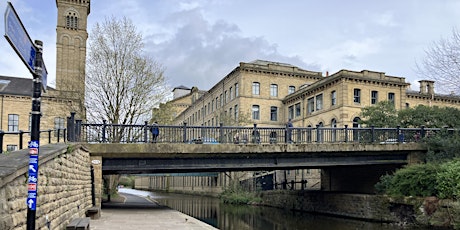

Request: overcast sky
left=1, top=0, right=459, bottom=92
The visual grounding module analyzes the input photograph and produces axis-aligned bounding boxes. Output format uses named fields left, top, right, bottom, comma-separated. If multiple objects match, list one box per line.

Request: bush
left=219, top=187, right=261, bottom=205
left=436, top=159, right=460, bottom=199
left=376, top=163, right=439, bottom=197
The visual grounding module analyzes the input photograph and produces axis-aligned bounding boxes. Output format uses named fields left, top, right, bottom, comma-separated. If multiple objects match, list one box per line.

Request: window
left=224, top=90, right=228, bottom=103
left=270, top=106, right=278, bottom=121
left=234, top=105, right=238, bottom=120
left=307, top=97, right=314, bottom=114
left=252, top=105, right=260, bottom=120
left=388, top=92, right=395, bottom=104
left=270, top=84, right=278, bottom=97
left=288, top=105, right=294, bottom=119
left=211, top=100, right=214, bottom=112
left=229, top=108, right=232, bottom=118
left=295, top=103, right=301, bottom=117
left=54, top=117, right=65, bottom=137
left=252, top=82, right=260, bottom=95
left=8, top=114, right=19, bottom=132
left=65, top=11, right=78, bottom=30
left=28, top=115, right=32, bottom=133
left=371, top=91, right=378, bottom=104
left=331, top=91, right=337, bottom=105
left=288, top=86, right=295, bottom=94
left=316, top=94, right=323, bottom=110
left=230, top=87, right=233, bottom=100
left=353, top=89, right=361, bottom=103
left=7, top=145, right=17, bottom=152
left=235, top=83, right=239, bottom=97
left=220, top=94, right=223, bottom=106
left=331, top=118, right=337, bottom=127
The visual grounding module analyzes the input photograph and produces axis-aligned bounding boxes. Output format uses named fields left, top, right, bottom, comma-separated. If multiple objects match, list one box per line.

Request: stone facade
left=0, top=144, right=93, bottom=230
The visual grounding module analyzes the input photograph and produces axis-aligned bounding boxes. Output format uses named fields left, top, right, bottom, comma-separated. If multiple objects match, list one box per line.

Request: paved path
left=90, top=192, right=218, bottom=230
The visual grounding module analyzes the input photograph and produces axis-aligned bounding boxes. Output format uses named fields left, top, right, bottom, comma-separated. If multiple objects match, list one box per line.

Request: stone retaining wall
left=260, top=190, right=460, bottom=228
left=0, top=143, right=93, bottom=230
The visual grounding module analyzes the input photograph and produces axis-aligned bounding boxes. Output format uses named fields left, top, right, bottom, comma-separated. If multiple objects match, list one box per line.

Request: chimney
left=418, top=80, right=435, bottom=95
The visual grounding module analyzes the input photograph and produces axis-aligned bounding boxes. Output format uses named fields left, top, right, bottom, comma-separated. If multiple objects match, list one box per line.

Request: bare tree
left=86, top=16, right=169, bottom=127
left=416, top=28, right=460, bottom=94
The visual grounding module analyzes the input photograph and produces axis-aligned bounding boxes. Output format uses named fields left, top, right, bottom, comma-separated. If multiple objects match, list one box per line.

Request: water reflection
left=151, top=192, right=430, bottom=230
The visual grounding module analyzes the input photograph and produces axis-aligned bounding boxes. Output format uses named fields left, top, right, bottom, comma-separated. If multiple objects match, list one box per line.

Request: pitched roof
left=0, top=75, right=33, bottom=96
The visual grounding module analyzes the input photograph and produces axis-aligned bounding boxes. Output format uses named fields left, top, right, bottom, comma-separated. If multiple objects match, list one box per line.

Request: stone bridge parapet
left=0, top=143, right=93, bottom=230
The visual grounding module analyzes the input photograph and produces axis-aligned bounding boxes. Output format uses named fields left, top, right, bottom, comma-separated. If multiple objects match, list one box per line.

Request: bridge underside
left=101, top=152, right=408, bottom=174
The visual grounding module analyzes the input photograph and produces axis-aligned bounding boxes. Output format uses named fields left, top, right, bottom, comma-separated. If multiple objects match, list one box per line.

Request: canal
left=137, top=190, right=431, bottom=230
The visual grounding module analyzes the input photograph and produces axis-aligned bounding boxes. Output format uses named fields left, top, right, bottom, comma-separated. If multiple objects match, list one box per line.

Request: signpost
left=4, top=2, right=47, bottom=229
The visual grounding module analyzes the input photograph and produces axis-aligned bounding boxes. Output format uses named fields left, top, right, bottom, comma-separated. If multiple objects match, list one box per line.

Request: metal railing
left=73, top=119, right=450, bottom=144
left=0, top=128, right=67, bottom=153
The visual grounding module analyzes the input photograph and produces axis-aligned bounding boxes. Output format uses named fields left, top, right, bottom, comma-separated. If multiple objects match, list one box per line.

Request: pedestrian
left=286, top=118, right=293, bottom=143
left=151, top=121, right=159, bottom=143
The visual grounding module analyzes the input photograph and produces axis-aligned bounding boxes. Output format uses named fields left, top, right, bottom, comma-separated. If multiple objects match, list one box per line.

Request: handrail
left=74, top=121, right=455, bottom=145
left=0, top=128, right=67, bottom=153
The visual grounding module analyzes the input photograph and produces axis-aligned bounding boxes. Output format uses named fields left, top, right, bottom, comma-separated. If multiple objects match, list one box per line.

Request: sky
left=0, top=0, right=459, bottom=92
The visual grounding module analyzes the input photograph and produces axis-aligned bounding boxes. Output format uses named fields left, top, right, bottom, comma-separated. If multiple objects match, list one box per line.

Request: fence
left=75, top=120, right=447, bottom=145
left=0, top=128, right=67, bottom=153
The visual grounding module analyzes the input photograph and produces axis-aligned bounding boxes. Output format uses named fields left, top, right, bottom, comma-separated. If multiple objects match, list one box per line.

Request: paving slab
left=90, top=192, right=218, bottom=230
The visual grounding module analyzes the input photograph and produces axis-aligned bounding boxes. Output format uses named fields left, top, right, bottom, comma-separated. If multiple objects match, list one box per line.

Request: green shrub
left=436, top=159, right=460, bottom=199
left=376, top=163, right=439, bottom=197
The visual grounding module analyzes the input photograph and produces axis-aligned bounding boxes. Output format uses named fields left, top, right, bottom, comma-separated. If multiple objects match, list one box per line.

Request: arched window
left=353, top=117, right=361, bottom=128
left=331, top=119, right=337, bottom=127
left=353, top=117, right=361, bottom=141
left=65, top=11, right=79, bottom=30
left=331, top=119, right=337, bottom=142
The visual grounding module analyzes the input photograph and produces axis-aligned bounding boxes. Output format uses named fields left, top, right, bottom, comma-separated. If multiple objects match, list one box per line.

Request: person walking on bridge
left=151, top=121, right=159, bottom=143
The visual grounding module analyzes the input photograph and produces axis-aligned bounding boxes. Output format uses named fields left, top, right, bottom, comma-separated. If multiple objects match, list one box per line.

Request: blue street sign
left=27, top=140, right=39, bottom=211
left=4, top=2, right=36, bottom=73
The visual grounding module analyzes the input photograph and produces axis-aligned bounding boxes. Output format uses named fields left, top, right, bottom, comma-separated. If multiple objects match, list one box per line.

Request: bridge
left=0, top=117, right=435, bottom=229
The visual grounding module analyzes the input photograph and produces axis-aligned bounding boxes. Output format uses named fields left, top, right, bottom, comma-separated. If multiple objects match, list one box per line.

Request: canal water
left=121, top=188, right=431, bottom=230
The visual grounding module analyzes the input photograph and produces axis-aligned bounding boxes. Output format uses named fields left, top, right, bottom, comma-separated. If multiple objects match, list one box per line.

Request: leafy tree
left=359, top=101, right=398, bottom=127
left=86, top=17, right=170, bottom=141
left=416, top=28, right=460, bottom=94
left=399, top=105, right=460, bottom=128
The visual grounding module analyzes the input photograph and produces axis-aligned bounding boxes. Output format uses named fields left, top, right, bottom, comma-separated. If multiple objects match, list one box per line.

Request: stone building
left=0, top=0, right=90, bottom=152
left=157, top=60, right=460, bottom=192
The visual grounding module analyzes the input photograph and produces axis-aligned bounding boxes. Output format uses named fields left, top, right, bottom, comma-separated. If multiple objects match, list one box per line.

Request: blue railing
left=75, top=121, right=445, bottom=144
left=0, top=128, right=67, bottom=153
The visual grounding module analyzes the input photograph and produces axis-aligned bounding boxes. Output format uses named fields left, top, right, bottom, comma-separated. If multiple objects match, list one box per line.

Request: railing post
left=420, top=126, right=425, bottom=139
left=63, top=129, right=67, bottom=143
left=371, top=126, right=375, bottom=143
left=0, top=131, right=4, bottom=153
left=316, top=125, right=320, bottom=143
left=344, top=125, right=348, bottom=143
left=183, top=122, right=187, bottom=143
left=102, top=120, right=107, bottom=143
left=47, top=130, right=52, bottom=143
left=75, top=120, right=82, bottom=142
left=219, top=123, right=223, bottom=143
left=70, top=112, right=76, bottom=142
left=19, top=130, right=24, bottom=150
left=143, top=121, right=148, bottom=143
